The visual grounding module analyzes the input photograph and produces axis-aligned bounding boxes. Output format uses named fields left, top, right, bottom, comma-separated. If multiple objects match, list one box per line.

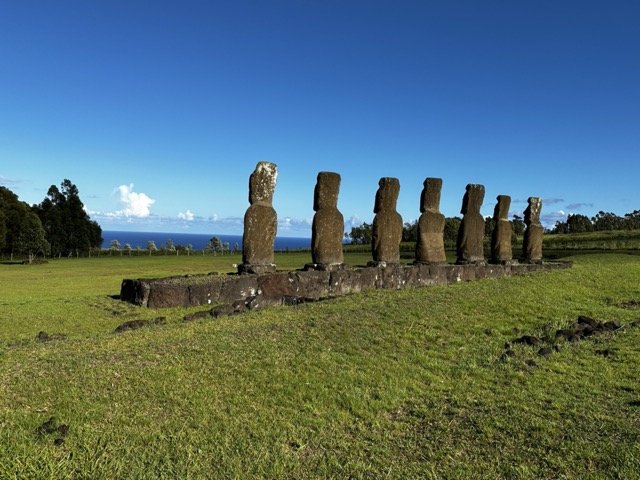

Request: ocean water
left=101, top=231, right=311, bottom=251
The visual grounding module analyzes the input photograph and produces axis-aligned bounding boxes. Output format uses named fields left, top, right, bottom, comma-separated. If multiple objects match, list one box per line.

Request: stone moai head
left=313, top=172, right=341, bottom=211
left=249, top=161, right=278, bottom=204
left=524, top=197, right=542, bottom=225
left=460, top=184, right=485, bottom=215
left=493, top=195, right=511, bottom=221
left=374, top=177, right=400, bottom=213
left=420, top=177, right=443, bottom=213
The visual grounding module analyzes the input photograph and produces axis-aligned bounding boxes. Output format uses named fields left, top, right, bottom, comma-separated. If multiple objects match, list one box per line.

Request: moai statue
left=456, top=184, right=486, bottom=265
left=369, top=177, right=403, bottom=266
left=307, top=171, right=344, bottom=270
left=490, top=195, right=514, bottom=264
left=415, top=177, right=446, bottom=264
left=523, top=197, right=543, bottom=264
left=238, top=162, right=278, bottom=274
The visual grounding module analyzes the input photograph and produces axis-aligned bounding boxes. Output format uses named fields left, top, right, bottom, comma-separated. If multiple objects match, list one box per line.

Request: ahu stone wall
left=120, top=262, right=571, bottom=309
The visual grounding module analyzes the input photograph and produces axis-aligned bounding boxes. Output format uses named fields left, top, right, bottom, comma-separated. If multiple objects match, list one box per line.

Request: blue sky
left=1, top=1, right=638, bottom=236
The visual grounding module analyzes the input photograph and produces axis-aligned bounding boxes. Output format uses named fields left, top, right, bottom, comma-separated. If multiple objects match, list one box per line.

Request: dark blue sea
left=101, top=231, right=311, bottom=251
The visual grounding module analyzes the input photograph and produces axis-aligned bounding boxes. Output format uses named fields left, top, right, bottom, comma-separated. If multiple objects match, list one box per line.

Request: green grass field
left=1, top=253, right=639, bottom=479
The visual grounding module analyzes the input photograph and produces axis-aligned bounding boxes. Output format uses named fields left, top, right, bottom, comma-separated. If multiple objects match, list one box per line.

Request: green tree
left=0, top=209, right=6, bottom=251
left=624, top=210, right=640, bottom=230
left=592, top=211, right=623, bottom=231
left=566, top=214, right=593, bottom=233
left=1, top=186, right=48, bottom=260
left=207, top=236, right=222, bottom=254
left=484, top=216, right=496, bottom=238
left=124, top=243, right=132, bottom=256
left=347, top=223, right=372, bottom=245
left=17, top=211, right=50, bottom=263
left=511, top=215, right=525, bottom=236
left=147, top=240, right=158, bottom=256
left=35, top=179, right=102, bottom=256
left=402, top=221, right=418, bottom=242
left=443, top=217, right=461, bottom=244
left=110, top=239, right=121, bottom=256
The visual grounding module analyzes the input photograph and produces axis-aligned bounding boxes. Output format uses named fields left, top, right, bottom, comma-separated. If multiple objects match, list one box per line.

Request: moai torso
left=523, top=197, right=543, bottom=263
left=311, top=172, right=344, bottom=269
left=415, top=177, right=446, bottom=264
left=456, top=184, right=486, bottom=264
left=371, top=177, right=403, bottom=265
left=239, top=162, right=277, bottom=274
left=490, top=195, right=513, bottom=264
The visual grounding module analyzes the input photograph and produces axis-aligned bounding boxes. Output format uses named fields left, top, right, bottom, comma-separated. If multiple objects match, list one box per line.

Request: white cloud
left=278, top=216, right=311, bottom=231
left=541, top=210, right=567, bottom=227
left=178, top=209, right=195, bottom=221
left=0, top=175, right=20, bottom=186
left=114, top=184, right=155, bottom=218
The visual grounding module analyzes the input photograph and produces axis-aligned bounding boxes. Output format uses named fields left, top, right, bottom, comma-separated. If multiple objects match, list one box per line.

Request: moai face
left=249, top=161, right=278, bottom=204
left=313, top=172, right=341, bottom=211
left=374, top=177, right=400, bottom=213
left=420, top=177, right=443, bottom=213
left=460, top=184, right=485, bottom=215
left=524, top=197, right=542, bottom=225
left=493, top=195, right=511, bottom=221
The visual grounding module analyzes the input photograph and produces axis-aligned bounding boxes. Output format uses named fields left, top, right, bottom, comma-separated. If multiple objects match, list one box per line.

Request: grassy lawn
left=1, top=253, right=639, bottom=478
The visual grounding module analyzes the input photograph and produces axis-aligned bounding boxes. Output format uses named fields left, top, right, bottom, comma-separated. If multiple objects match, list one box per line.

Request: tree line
left=550, top=211, right=640, bottom=234
left=0, top=180, right=102, bottom=262
left=107, top=237, right=239, bottom=256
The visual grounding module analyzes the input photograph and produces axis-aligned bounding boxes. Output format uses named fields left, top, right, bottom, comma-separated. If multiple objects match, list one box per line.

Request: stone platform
left=120, top=261, right=571, bottom=309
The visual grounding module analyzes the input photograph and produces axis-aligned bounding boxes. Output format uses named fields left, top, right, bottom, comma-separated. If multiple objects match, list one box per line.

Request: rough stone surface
left=456, top=184, right=486, bottom=265
left=415, top=177, right=446, bottom=264
left=310, top=172, right=344, bottom=269
left=370, top=177, right=403, bottom=265
left=523, top=197, right=543, bottom=263
left=490, top=195, right=514, bottom=264
left=121, top=261, right=572, bottom=309
left=239, top=162, right=277, bottom=274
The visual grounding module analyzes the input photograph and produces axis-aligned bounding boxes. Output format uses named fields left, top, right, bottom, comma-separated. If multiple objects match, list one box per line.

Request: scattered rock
left=595, top=349, right=613, bottom=357
left=36, top=417, right=58, bottom=436
left=620, top=300, right=640, bottom=309
left=499, top=349, right=515, bottom=362
left=114, top=317, right=165, bottom=333
left=524, top=359, right=537, bottom=368
left=627, top=400, right=640, bottom=407
left=57, top=424, right=69, bottom=437
left=538, top=347, right=553, bottom=357
left=183, top=310, right=212, bottom=322
left=555, top=329, right=574, bottom=340
left=514, top=335, right=541, bottom=346
left=577, top=315, right=599, bottom=327
left=603, top=320, right=622, bottom=331
left=53, top=438, right=65, bottom=447
left=35, top=331, right=67, bottom=343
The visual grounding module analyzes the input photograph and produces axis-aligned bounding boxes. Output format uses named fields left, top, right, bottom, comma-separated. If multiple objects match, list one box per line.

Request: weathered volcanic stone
left=309, top=172, right=344, bottom=270
left=120, top=261, right=572, bottom=309
left=523, top=196, right=543, bottom=263
left=456, top=184, right=486, bottom=265
left=490, top=195, right=514, bottom=264
left=415, top=177, right=446, bottom=264
left=370, top=177, right=403, bottom=266
left=238, top=162, right=278, bottom=274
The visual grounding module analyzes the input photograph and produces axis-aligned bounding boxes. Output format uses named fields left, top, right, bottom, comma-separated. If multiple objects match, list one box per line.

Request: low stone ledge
left=120, top=261, right=572, bottom=309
